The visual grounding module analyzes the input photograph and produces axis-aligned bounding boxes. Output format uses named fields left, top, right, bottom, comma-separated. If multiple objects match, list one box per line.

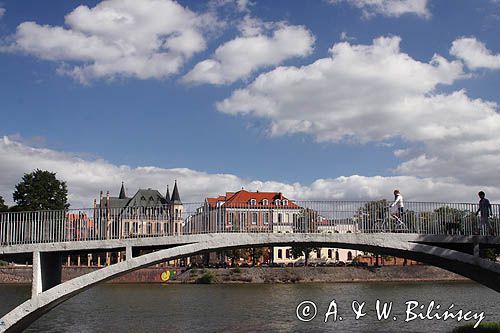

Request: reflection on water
left=0, top=282, right=498, bottom=332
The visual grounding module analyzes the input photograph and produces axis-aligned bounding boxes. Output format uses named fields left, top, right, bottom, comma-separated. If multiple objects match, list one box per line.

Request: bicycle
left=374, top=207, right=408, bottom=233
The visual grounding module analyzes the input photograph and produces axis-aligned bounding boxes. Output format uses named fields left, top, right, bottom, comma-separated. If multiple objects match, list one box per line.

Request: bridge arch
left=1, top=233, right=499, bottom=332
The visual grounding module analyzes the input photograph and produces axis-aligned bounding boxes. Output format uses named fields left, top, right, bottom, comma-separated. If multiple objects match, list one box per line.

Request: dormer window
left=282, top=200, right=288, bottom=206
left=275, top=199, right=281, bottom=206
left=250, top=199, right=257, bottom=205
left=262, top=199, right=269, bottom=205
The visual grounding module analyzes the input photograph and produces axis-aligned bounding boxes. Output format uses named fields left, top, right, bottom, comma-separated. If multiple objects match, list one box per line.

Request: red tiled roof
left=206, top=195, right=227, bottom=208
left=206, top=190, right=301, bottom=209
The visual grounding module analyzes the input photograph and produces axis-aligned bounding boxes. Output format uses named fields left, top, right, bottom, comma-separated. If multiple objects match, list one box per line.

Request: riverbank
left=0, top=265, right=469, bottom=284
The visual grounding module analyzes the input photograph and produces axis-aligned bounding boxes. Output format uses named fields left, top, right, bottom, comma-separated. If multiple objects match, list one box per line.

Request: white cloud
left=236, top=0, right=254, bottom=12
left=0, top=6, right=5, bottom=19
left=450, top=37, right=500, bottom=70
left=340, top=31, right=355, bottom=41
left=1, top=136, right=498, bottom=209
left=217, top=36, right=500, bottom=187
left=1, top=0, right=217, bottom=83
left=329, top=0, right=430, bottom=18
left=208, top=0, right=253, bottom=13
left=183, top=17, right=314, bottom=85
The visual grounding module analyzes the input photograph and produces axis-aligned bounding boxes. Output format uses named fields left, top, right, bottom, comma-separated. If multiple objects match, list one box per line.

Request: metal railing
left=0, top=200, right=498, bottom=246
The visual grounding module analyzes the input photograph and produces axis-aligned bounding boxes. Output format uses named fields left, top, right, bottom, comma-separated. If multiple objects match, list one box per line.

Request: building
left=187, top=189, right=303, bottom=233
left=188, top=189, right=338, bottom=265
left=68, top=181, right=184, bottom=267
left=94, top=181, right=184, bottom=238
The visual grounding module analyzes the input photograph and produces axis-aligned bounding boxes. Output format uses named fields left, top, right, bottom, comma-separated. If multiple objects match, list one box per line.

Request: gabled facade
left=94, top=181, right=183, bottom=238
left=186, top=190, right=304, bottom=234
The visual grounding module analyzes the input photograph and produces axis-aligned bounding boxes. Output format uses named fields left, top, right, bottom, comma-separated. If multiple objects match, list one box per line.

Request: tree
left=13, top=169, right=69, bottom=211
left=0, top=196, right=8, bottom=212
left=250, top=247, right=265, bottom=266
left=355, top=200, right=390, bottom=266
left=291, top=245, right=320, bottom=266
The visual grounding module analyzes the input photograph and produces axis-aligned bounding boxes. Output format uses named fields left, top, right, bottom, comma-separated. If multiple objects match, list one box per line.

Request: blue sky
left=1, top=0, right=500, bottom=206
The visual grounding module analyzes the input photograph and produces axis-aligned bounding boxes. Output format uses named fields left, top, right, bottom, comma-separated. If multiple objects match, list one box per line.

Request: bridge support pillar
left=126, top=247, right=139, bottom=260
left=474, top=243, right=480, bottom=257
left=126, top=246, right=132, bottom=260
left=32, top=251, right=62, bottom=298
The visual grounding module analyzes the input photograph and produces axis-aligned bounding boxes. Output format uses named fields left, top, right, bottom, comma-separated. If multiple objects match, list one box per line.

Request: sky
left=1, top=0, right=500, bottom=207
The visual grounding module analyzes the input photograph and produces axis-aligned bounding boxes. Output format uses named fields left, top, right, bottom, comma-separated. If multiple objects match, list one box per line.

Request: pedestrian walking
left=475, top=191, right=494, bottom=236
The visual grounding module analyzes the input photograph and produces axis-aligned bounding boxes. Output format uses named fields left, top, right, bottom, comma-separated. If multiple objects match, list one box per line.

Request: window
left=252, top=212, right=258, bottom=224
left=156, top=223, right=161, bottom=234
left=124, top=222, right=130, bottom=237
left=286, top=249, right=290, bottom=258
left=278, top=249, right=283, bottom=259
left=133, top=222, right=138, bottom=234
left=262, top=199, right=269, bottom=205
left=316, top=250, right=321, bottom=259
left=275, top=199, right=280, bottom=206
left=228, top=212, right=233, bottom=225
left=347, top=251, right=352, bottom=261
left=283, top=200, right=288, bottom=206
left=335, top=251, right=339, bottom=261
left=240, top=212, right=247, bottom=224
left=147, top=222, right=152, bottom=234
left=263, top=212, right=269, bottom=224
left=277, top=213, right=282, bottom=223
left=250, top=199, right=257, bottom=205
left=293, top=214, right=297, bottom=223
left=285, top=213, right=289, bottom=223
left=328, top=249, right=332, bottom=259
left=163, top=223, right=168, bottom=234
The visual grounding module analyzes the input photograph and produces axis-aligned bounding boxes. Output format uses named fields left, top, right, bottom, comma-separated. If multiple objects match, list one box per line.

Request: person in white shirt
left=390, top=189, right=404, bottom=221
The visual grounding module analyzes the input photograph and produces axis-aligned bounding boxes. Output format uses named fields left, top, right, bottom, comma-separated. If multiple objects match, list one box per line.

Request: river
left=0, top=282, right=498, bottom=332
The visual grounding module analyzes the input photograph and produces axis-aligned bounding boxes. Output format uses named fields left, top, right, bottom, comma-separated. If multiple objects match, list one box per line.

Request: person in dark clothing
left=475, top=191, right=494, bottom=236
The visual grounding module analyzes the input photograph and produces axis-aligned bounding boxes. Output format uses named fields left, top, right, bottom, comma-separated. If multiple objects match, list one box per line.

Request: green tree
left=223, top=248, right=247, bottom=267
left=13, top=169, right=69, bottom=211
left=291, top=245, right=320, bottom=266
left=355, top=200, right=390, bottom=265
left=433, top=206, right=472, bottom=234
left=0, top=196, right=8, bottom=212
left=250, top=247, right=265, bottom=266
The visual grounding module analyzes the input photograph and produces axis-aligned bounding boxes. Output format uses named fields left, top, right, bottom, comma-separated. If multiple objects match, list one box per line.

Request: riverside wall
left=0, top=265, right=469, bottom=284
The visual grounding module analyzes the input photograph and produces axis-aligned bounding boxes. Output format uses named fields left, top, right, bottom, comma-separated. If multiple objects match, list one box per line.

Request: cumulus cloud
left=217, top=36, right=500, bottom=187
left=329, top=0, right=430, bottom=18
left=1, top=136, right=498, bottom=209
left=183, top=16, right=314, bottom=85
left=1, top=0, right=217, bottom=83
left=450, top=37, right=500, bottom=70
left=236, top=0, right=254, bottom=12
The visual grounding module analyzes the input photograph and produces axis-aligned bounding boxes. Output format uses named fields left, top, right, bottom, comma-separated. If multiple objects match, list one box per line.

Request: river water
left=0, top=282, right=498, bottom=332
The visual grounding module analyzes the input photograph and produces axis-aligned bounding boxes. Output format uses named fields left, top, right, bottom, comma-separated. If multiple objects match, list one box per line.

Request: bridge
left=0, top=200, right=499, bottom=332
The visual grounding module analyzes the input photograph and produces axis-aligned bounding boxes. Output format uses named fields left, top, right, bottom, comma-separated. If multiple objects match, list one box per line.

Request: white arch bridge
left=0, top=200, right=499, bottom=332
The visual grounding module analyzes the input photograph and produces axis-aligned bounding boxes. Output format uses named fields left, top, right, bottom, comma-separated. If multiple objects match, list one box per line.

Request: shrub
left=197, top=271, right=215, bottom=284
left=232, top=266, right=241, bottom=274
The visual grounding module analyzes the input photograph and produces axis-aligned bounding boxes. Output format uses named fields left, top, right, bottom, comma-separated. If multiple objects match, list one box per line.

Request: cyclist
left=390, top=189, right=404, bottom=224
